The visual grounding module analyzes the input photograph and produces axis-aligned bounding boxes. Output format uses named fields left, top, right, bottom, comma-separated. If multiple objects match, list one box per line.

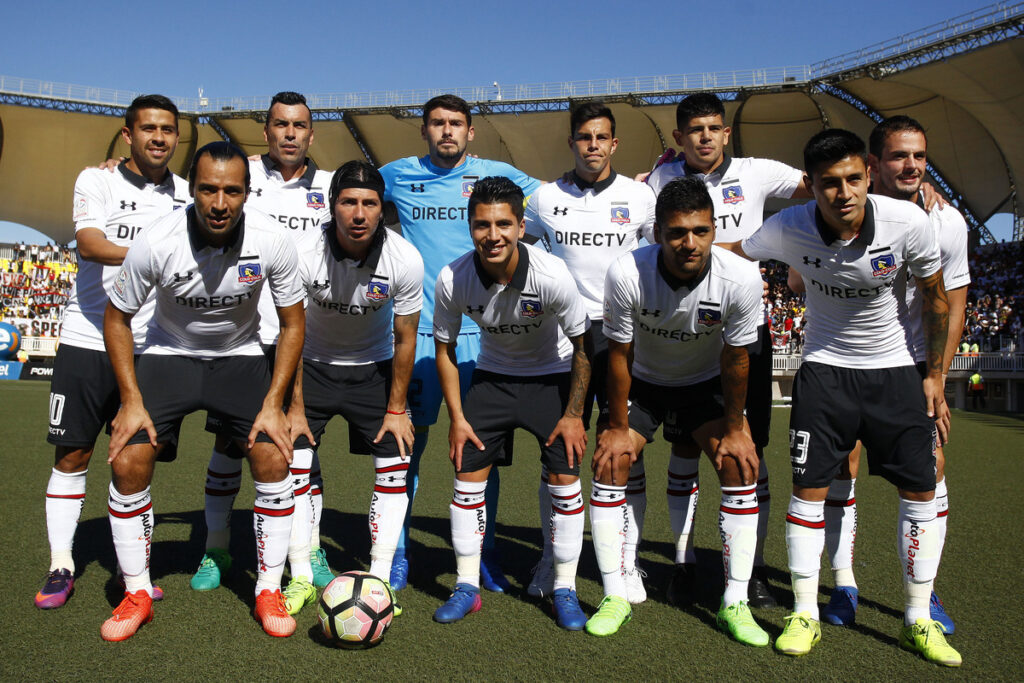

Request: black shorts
left=586, top=320, right=610, bottom=431
left=46, top=344, right=120, bottom=448
left=745, top=324, right=772, bottom=449
left=788, top=362, right=935, bottom=491
left=295, top=359, right=402, bottom=458
left=128, top=354, right=274, bottom=447
left=460, top=370, right=579, bottom=476
left=205, top=344, right=277, bottom=436
left=628, top=376, right=725, bottom=444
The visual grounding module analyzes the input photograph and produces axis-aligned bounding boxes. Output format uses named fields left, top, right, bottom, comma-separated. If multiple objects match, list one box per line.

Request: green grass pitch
left=2, top=380, right=1021, bottom=679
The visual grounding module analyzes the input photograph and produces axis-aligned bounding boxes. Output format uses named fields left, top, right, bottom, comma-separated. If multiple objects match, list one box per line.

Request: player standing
left=432, top=177, right=591, bottom=628
left=727, top=129, right=961, bottom=666
left=378, top=95, right=542, bottom=591
left=589, top=177, right=766, bottom=641
left=811, top=116, right=969, bottom=632
left=646, top=93, right=808, bottom=607
left=101, top=142, right=305, bottom=640
left=191, top=92, right=337, bottom=595
left=281, top=161, right=423, bottom=615
left=523, top=101, right=655, bottom=602
left=35, top=95, right=188, bottom=609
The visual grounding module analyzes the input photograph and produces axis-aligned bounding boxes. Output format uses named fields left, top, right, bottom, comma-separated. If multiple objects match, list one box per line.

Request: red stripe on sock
left=786, top=514, right=825, bottom=529
left=108, top=501, right=152, bottom=519
left=375, top=485, right=407, bottom=494
left=555, top=505, right=585, bottom=515
left=452, top=500, right=485, bottom=510
left=824, top=498, right=856, bottom=507
left=551, top=493, right=581, bottom=500
left=46, top=493, right=86, bottom=499
left=310, top=488, right=322, bottom=496
left=720, top=505, right=759, bottom=515
left=254, top=505, right=294, bottom=517
left=376, top=464, right=409, bottom=473
left=294, top=484, right=311, bottom=496
left=289, top=468, right=311, bottom=475
left=937, top=509, right=948, bottom=518
left=590, top=498, right=625, bottom=508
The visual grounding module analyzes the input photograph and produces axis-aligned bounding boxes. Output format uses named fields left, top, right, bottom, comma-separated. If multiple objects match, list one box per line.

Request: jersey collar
left=571, top=169, right=617, bottom=195
left=656, top=248, right=711, bottom=291
left=118, top=160, right=174, bottom=190
left=914, top=191, right=926, bottom=211
left=187, top=206, right=246, bottom=252
left=260, top=154, right=319, bottom=185
left=474, top=242, right=530, bottom=290
left=683, top=154, right=732, bottom=179
left=814, top=198, right=876, bottom=246
left=325, top=221, right=387, bottom=269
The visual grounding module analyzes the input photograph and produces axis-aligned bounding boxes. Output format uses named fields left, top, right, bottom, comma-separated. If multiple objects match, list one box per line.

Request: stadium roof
left=1, top=2, right=1021, bottom=245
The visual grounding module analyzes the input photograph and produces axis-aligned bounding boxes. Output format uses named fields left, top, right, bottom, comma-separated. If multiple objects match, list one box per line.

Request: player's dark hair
left=266, top=91, right=311, bottom=124
left=675, top=93, right=725, bottom=130
left=570, top=101, right=616, bottom=136
left=468, top=176, right=525, bottom=223
left=328, top=160, right=386, bottom=209
left=655, top=177, right=715, bottom=225
left=803, top=129, right=867, bottom=178
left=869, top=115, right=927, bottom=158
left=422, top=94, right=472, bottom=126
left=125, top=94, right=179, bottom=129
left=188, top=141, right=251, bottom=192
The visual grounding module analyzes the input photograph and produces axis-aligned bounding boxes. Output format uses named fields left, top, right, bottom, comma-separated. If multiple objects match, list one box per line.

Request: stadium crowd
left=1, top=243, right=77, bottom=336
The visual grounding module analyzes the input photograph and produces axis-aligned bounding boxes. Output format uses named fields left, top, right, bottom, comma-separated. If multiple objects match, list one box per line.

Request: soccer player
left=589, top=177, right=766, bottom=641
left=101, top=142, right=305, bottom=641
left=378, top=95, right=542, bottom=591
left=191, top=92, right=337, bottom=595
left=36, top=95, right=189, bottom=609
left=281, top=160, right=424, bottom=615
left=645, top=93, right=809, bottom=607
left=431, top=177, right=591, bottom=628
left=725, top=129, right=961, bottom=666
left=523, top=101, right=655, bottom=602
left=808, top=116, right=969, bottom=632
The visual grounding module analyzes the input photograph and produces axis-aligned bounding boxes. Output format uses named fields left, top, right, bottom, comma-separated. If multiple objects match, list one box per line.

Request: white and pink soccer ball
left=318, top=570, right=394, bottom=648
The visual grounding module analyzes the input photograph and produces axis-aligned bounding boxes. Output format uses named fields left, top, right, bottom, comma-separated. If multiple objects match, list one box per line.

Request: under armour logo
left=641, top=308, right=661, bottom=317
left=120, top=200, right=137, bottom=211
left=251, top=188, right=263, bottom=197
left=553, top=206, right=568, bottom=216
left=311, top=279, right=330, bottom=290
left=467, top=305, right=485, bottom=314
left=802, top=256, right=822, bottom=268
left=173, top=271, right=194, bottom=283
left=410, top=183, right=425, bottom=193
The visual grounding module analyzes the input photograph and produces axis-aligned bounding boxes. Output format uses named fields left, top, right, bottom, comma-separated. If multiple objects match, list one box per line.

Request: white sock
left=899, top=497, right=939, bottom=624
left=368, top=456, right=409, bottom=580
left=204, top=447, right=242, bottom=551
left=108, top=483, right=154, bottom=596
left=287, top=448, right=314, bottom=580
left=46, top=468, right=87, bottom=572
left=935, top=476, right=949, bottom=568
left=720, top=484, right=759, bottom=607
left=451, top=478, right=487, bottom=588
left=537, top=467, right=552, bottom=561
left=667, top=455, right=700, bottom=564
left=824, top=477, right=858, bottom=588
left=590, top=481, right=628, bottom=599
left=624, top=460, right=646, bottom=571
left=549, top=480, right=584, bottom=591
left=309, top=451, right=323, bottom=549
left=786, top=496, right=825, bottom=619
left=253, top=477, right=294, bottom=594
left=754, top=459, right=771, bottom=567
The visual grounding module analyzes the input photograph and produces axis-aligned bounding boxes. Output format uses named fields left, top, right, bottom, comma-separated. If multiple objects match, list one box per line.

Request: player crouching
left=432, top=177, right=593, bottom=629
left=282, top=161, right=424, bottom=616
left=589, top=178, right=767, bottom=643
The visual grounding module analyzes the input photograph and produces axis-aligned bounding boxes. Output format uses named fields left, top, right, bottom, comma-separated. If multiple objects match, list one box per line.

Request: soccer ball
left=317, top=571, right=394, bottom=648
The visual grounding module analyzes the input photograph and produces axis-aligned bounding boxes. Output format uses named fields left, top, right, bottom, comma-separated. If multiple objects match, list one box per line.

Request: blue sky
left=0, top=0, right=1014, bottom=242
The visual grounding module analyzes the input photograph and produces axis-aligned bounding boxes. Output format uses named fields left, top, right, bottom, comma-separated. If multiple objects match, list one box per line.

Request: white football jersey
left=247, top=156, right=333, bottom=344
left=905, top=196, right=971, bottom=362
left=109, top=207, right=303, bottom=358
left=524, top=171, right=655, bottom=320
left=62, top=163, right=189, bottom=350
left=434, top=243, right=589, bottom=376
left=741, top=195, right=941, bottom=369
left=301, top=225, right=424, bottom=365
left=603, top=244, right=762, bottom=386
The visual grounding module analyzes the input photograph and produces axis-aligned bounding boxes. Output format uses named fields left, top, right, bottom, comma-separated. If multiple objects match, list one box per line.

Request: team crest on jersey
left=238, top=263, right=263, bottom=284
left=520, top=299, right=543, bottom=318
left=366, top=280, right=390, bottom=301
left=113, top=269, right=128, bottom=296
left=462, top=176, right=479, bottom=198
left=74, top=197, right=88, bottom=220
left=722, top=186, right=744, bottom=204
left=610, top=205, right=630, bottom=224
left=306, top=192, right=325, bottom=209
left=871, top=254, right=898, bottom=277
left=697, top=306, right=722, bottom=326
